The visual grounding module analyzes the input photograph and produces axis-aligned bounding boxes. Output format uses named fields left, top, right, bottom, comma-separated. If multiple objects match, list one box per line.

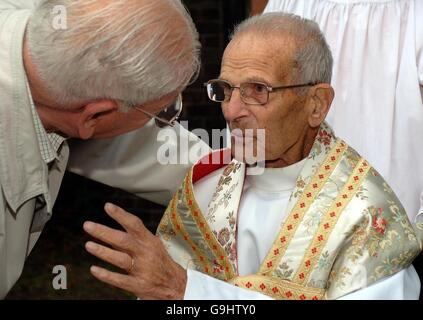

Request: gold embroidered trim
left=229, top=275, right=325, bottom=300
left=294, top=157, right=371, bottom=284
left=169, top=191, right=213, bottom=276
left=183, top=169, right=236, bottom=279
left=259, top=139, right=348, bottom=275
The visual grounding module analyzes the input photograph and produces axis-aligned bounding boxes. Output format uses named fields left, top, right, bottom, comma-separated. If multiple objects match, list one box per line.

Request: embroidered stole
left=157, top=123, right=420, bottom=300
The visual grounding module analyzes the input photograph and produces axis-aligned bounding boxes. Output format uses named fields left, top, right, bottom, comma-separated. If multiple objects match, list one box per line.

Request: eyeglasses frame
left=204, top=79, right=317, bottom=105
left=135, top=93, right=183, bottom=127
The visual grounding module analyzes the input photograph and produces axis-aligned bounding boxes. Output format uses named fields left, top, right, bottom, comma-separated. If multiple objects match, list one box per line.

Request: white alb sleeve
left=337, top=266, right=421, bottom=300
left=184, top=269, right=274, bottom=300
left=185, top=266, right=420, bottom=300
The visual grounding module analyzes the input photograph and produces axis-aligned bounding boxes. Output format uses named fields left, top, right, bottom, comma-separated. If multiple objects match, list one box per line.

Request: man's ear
left=307, top=84, right=334, bottom=128
left=77, top=100, right=119, bottom=139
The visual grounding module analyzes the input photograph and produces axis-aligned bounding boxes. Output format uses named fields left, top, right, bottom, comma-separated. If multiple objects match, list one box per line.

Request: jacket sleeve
left=67, top=120, right=211, bottom=206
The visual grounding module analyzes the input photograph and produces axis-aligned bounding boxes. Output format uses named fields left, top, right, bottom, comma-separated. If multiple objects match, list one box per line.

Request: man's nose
left=222, top=88, right=248, bottom=121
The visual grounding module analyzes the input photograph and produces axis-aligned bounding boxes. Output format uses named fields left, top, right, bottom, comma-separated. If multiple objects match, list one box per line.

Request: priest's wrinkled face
left=219, top=32, right=328, bottom=167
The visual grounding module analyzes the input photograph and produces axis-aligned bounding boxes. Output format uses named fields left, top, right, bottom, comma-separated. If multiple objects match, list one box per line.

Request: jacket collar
left=0, top=10, right=48, bottom=212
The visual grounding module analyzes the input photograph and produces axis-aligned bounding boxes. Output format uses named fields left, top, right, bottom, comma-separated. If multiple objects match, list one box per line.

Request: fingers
left=104, top=203, right=149, bottom=238
left=83, top=221, right=135, bottom=253
left=90, top=265, right=135, bottom=295
left=85, top=241, right=133, bottom=272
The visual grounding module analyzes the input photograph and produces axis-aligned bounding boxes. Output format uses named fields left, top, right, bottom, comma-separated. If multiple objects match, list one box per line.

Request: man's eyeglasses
left=135, top=94, right=183, bottom=128
left=204, top=79, right=316, bottom=105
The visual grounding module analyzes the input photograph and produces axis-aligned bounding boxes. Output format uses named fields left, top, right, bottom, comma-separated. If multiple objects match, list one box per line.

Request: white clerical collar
left=245, top=158, right=307, bottom=192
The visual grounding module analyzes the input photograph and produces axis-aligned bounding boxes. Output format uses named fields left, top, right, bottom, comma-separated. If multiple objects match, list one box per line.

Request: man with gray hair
left=0, top=0, right=210, bottom=298
left=84, top=12, right=423, bottom=300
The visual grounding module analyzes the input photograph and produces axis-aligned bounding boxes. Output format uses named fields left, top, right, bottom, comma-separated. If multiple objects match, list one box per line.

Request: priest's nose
left=222, top=88, right=249, bottom=123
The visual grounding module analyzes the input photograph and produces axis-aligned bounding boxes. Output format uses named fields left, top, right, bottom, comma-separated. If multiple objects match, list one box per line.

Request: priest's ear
left=306, top=84, right=334, bottom=128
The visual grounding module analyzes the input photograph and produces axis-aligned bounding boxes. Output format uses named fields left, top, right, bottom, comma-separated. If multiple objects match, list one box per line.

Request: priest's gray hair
left=27, top=0, right=201, bottom=107
left=231, top=12, right=333, bottom=86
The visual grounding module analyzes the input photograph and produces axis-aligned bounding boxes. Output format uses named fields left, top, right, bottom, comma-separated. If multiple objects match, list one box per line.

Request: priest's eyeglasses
left=204, top=79, right=316, bottom=105
left=135, top=94, right=183, bottom=128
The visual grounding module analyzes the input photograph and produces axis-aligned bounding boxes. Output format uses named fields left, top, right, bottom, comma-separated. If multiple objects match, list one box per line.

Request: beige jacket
left=0, top=3, right=211, bottom=298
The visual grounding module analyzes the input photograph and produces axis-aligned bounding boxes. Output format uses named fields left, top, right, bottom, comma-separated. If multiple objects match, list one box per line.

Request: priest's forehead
left=221, top=32, right=299, bottom=84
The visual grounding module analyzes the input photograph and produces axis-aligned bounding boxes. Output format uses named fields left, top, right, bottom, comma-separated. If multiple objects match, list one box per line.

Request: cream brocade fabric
left=157, top=123, right=423, bottom=300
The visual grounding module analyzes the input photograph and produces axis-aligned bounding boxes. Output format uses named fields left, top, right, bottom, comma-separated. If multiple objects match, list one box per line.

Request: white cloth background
left=264, top=0, right=423, bottom=223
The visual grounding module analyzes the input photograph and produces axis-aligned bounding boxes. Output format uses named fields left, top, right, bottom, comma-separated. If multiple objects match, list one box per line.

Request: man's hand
left=83, top=203, right=187, bottom=300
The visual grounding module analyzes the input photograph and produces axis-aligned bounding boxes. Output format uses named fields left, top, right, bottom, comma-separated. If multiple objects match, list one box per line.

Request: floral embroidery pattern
left=317, top=251, right=331, bottom=271
left=389, top=200, right=417, bottom=242
left=308, top=143, right=322, bottom=160
left=274, top=261, right=294, bottom=279
left=202, top=159, right=244, bottom=275
left=225, top=242, right=237, bottom=262
left=317, top=130, right=332, bottom=146
left=344, top=217, right=368, bottom=263
left=226, top=210, right=236, bottom=229
left=206, top=182, right=239, bottom=223
left=383, top=182, right=393, bottom=194
left=296, top=178, right=306, bottom=189
left=328, top=266, right=352, bottom=291
left=371, top=250, right=417, bottom=281
left=366, top=206, right=392, bottom=257
left=372, top=207, right=387, bottom=235
left=212, top=176, right=231, bottom=199
left=355, top=186, right=368, bottom=201
left=209, top=162, right=241, bottom=205
left=206, top=161, right=242, bottom=223
left=223, top=190, right=232, bottom=208
left=290, top=176, right=307, bottom=200
left=308, top=279, right=327, bottom=290
left=303, top=209, right=325, bottom=235
left=216, top=227, right=230, bottom=246
left=212, top=212, right=238, bottom=261
left=314, top=130, right=333, bottom=154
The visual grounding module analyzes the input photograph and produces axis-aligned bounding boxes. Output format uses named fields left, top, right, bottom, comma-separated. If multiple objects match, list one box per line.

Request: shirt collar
left=26, top=81, right=67, bottom=164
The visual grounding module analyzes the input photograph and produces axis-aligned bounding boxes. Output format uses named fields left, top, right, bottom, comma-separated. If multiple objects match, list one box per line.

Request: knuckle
left=117, top=233, right=132, bottom=248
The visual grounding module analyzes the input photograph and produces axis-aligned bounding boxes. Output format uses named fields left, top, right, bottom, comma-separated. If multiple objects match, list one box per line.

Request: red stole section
left=192, top=149, right=232, bottom=184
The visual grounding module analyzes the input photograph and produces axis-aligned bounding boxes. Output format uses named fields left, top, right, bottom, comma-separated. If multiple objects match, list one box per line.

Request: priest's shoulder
left=344, top=143, right=410, bottom=222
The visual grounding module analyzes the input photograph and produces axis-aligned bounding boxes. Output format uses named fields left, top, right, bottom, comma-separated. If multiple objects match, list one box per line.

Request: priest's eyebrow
left=217, top=75, right=273, bottom=85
